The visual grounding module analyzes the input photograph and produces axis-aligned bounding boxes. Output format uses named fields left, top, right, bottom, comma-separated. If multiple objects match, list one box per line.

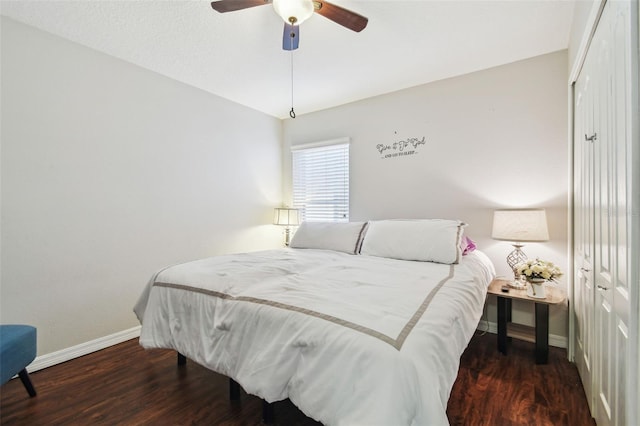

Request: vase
left=526, top=278, right=547, bottom=299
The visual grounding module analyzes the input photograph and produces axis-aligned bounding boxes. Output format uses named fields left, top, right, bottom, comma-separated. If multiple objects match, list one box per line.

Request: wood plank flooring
left=1, top=332, right=594, bottom=425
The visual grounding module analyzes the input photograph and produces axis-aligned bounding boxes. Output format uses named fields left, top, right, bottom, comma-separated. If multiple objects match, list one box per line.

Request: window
left=292, top=138, right=349, bottom=222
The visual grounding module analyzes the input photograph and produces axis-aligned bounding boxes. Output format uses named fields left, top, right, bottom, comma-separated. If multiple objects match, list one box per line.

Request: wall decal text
left=376, top=137, right=426, bottom=159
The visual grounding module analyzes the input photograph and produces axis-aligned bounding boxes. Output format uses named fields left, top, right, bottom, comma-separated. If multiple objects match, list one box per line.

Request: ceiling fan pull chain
left=289, top=29, right=296, bottom=119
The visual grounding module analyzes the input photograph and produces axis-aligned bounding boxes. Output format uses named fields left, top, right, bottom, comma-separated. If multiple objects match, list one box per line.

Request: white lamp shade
left=273, top=0, right=314, bottom=25
left=491, top=209, right=549, bottom=242
left=274, top=208, right=300, bottom=226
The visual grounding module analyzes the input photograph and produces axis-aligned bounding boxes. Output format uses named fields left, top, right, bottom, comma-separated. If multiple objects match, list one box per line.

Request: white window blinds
left=292, top=140, right=349, bottom=222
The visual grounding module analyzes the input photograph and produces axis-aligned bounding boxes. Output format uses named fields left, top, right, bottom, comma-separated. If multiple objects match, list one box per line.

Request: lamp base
left=506, top=244, right=527, bottom=280
left=284, top=227, right=291, bottom=247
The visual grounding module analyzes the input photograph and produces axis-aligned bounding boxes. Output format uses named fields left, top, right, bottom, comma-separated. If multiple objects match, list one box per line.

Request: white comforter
left=134, top=249, right=494, bottom=425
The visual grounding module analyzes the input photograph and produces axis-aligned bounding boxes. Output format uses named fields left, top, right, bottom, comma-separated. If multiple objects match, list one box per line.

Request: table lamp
left=274, top=207, right=300, bottom=246
left=491, top=209, right=549, bottom=284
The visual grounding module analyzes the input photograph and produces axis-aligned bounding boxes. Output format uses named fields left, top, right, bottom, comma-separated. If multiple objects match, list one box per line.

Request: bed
left=134, top=219, right=495, bottom=425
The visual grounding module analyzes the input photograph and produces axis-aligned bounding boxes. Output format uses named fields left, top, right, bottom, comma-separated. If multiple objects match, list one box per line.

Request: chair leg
left=17, top=369, right=36, bottom=397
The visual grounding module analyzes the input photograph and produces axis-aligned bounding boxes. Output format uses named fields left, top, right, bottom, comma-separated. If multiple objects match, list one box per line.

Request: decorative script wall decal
left=376, top=137, right=426, bottom=159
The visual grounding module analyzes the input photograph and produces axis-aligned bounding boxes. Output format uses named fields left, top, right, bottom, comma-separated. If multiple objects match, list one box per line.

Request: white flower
left=514, top=258, right=562, bottom=282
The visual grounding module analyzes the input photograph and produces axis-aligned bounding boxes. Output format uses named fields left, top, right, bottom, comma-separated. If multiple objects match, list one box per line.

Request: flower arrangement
left=515, top=258, right=562, bottom=282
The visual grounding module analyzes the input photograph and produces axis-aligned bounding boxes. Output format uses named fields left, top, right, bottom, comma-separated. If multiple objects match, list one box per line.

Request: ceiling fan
left=210, top=0, right=368, bottom=50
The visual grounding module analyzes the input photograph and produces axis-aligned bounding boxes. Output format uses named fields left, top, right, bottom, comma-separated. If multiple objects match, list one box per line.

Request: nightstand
left=487, top=278, right=565, bottom=364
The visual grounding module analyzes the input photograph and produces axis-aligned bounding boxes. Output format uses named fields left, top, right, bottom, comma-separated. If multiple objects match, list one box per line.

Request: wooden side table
left=488, top=278, right=565, bottom=364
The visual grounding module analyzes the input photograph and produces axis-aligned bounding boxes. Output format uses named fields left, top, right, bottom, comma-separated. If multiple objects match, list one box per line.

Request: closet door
left=592, top=6, right=615, bottom=422
left=590, top=2, right=632, bottom=425
left=573, top=3, right=634, bottom=424
left=573, top=55, right=595, bottom=413
left=599, top=2, right=632, bottom=425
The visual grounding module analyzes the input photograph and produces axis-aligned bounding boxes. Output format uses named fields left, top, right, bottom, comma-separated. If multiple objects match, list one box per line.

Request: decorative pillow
left=290, top=221, right=368, bottom=254
left=360, top=219, right=467, bottom=264
left=460, top=236, right=477, bottom=255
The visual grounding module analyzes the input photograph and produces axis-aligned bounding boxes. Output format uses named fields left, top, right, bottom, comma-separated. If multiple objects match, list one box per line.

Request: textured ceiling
left=0, top=0, right=576, bottom=119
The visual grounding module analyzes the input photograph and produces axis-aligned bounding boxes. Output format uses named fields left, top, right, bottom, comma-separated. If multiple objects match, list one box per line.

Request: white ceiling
left=1, top=0, right=576, bottom=119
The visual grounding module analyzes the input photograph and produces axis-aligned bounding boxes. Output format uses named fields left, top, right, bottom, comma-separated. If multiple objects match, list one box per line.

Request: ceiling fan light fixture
left=273, top=0, right=314, bottom=25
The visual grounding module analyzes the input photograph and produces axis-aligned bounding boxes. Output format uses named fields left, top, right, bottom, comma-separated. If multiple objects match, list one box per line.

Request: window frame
left=291, top=137, right=350, bottom=223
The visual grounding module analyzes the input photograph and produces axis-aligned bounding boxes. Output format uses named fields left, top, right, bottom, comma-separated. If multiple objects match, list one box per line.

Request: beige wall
left=0, top=16, right=573, bottom=356
left=568, top=0, right=602, bottom=78
left=283, top=51, right=570, bottom=342
left=0, top=18, right=283, bottom=355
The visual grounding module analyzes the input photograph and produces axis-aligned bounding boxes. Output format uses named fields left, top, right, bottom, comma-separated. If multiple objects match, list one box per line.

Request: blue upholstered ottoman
left=0, top=324, right=37, bottom=397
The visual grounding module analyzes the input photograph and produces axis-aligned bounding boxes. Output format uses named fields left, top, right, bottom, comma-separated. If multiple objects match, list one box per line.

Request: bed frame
left=177, top=352, right=275, bottom=423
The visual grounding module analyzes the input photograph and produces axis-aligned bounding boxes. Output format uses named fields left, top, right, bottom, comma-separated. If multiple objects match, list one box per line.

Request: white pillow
left=360, top=219, right=466, bottom=264
left=290, top=221, right=368, bottom=254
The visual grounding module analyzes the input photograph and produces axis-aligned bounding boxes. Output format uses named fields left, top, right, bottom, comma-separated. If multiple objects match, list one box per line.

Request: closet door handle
left=597, top=285, right=610, bottom=291
left=585, top=133, right=598, bottom=142
left=580, top=267, right=591, bottom=272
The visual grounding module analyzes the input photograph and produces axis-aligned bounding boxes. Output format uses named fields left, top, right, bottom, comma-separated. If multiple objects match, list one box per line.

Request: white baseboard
left=477, top=320, right=567, bottom=349
left=28, top=326, right=141, bottom=373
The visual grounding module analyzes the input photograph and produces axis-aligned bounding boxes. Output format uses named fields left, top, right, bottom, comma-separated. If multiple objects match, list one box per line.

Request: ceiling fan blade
left=282, top=23, right=300, bottom=50
left=313, top=0, right=368, bottom=32
left=210, top=0, right=270, bottom=13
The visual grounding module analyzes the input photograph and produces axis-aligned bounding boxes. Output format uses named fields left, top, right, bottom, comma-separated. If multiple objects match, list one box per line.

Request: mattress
left=134, top=248, right=494, bottom=425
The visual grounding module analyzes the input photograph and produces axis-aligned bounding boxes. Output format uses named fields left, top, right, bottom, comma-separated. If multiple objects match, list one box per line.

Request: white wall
left=1, top=18, right=283, bottom=355
left=283, top=51, right=569, bottom=340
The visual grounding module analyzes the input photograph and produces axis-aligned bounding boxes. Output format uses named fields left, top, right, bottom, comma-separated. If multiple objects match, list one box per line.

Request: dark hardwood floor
left=448, top=333, right=594, bottom=426
left=1, top=332, right=594, bottom=425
